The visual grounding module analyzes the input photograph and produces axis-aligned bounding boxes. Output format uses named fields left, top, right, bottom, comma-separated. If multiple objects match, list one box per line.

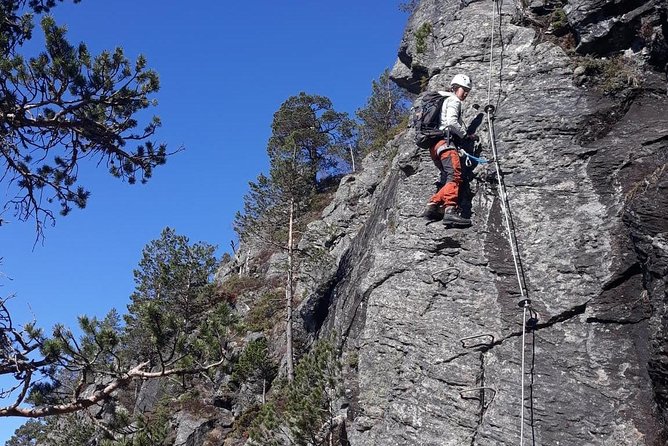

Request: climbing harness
left=459, top=148, right=491, bottom=166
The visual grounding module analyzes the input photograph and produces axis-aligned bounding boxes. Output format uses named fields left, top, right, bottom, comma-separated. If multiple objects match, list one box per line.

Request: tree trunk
left=286, top=197, right=295, bottom=382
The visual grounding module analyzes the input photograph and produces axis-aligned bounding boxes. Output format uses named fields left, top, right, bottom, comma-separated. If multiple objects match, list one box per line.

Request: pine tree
left=356, top=68, right=411, bottom=155
left=0, top=230, right=231, bottom=419
left=6, top=415, right=94, bottom=446
left=234, top=173, right=283, bottom=245
left=237, top=93, right=350, bottom=382
left=269, top=135, right=316, bottom=382
left=0, top=0, right=167, bottom=235
left=124, top=227, right=221, bottom=363
left=6, top=420, right=45, bottom=446
left=126, top=228, right=218, bottom=329
left=235, top=143, right=314, bottom=381
left=233, top=337, right=278, bottom=403
left=249, top=339, right=342, bottom=446
left=268, top=92, right=356, bottom=183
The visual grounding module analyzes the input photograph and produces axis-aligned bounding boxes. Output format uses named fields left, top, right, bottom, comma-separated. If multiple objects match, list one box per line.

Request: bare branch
left=0, top=355, right=226, bottom=418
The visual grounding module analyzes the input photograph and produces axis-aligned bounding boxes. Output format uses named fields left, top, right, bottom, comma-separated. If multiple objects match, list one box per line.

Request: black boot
left=423, top=202, right=444, bottom=221
left=442, top=206, right=471, bottom=227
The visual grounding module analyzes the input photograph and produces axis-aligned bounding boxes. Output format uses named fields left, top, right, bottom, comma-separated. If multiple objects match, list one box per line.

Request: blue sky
left=0, top=0, right=409, bottom=441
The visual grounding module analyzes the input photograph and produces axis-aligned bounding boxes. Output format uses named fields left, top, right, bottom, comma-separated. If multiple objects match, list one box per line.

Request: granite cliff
left=292, top=0, right=668, bottom=444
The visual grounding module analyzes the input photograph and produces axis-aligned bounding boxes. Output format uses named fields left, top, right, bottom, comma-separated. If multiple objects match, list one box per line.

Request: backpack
left=411, top=91, right=447, bottom=149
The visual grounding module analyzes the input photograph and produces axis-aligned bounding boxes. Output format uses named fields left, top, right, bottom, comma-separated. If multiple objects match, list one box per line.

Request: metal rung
left=460, top=333, right=495, bottom=348
left=431, top=267, right=460, bottom=285
left=460, top=387, right=497, bottom=409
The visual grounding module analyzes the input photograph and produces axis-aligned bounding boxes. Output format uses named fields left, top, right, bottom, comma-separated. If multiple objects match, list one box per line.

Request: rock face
left=296, top=0, right=668, bottom=445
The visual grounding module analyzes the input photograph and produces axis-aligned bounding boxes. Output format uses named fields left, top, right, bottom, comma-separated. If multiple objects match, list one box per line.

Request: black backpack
left=411, top=91, right=447, bottom=149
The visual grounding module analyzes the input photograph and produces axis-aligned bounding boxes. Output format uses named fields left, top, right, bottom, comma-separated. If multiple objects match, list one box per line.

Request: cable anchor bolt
left=518, top=299, right=540, bottom=329
left=518, top=299, right=531, bottom=308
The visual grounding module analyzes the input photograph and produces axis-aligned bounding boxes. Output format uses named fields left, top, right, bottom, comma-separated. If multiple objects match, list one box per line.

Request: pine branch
left=0, top=356, right=226, bottom=418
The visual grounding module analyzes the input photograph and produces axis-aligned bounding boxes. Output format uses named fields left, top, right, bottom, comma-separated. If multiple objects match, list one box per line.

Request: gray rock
left=134, top=375, right=167, bottom=413
left=292, top=0, right=668, bottom=444
left=173, top=411, right=217, bottom=446
left=564, top=0, right=659, bottom=55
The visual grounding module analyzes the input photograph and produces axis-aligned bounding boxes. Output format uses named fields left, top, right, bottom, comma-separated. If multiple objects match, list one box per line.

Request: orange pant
left=429, top=140, right=461, bottom=207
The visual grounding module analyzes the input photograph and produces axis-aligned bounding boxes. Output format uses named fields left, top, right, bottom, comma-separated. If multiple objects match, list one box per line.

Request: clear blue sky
left=0, top=0, right=408, bottom=441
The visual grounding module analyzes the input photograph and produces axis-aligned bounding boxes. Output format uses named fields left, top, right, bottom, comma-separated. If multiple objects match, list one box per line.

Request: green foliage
left=245, top=289, right=285, bottom=332
left=3, top=226, right=229, bottom=423
left=78, top=310, right=121, bottom=361
left=234, top=173, right=277, bottom=242
left=236, top=92, right=356, bottom=247
left=356, top=68, right=411, bottom=155
left=248, top=402, right=284, bottom=446
left=8, top=415, right=94, bottom=446
left=234, top=154, right=314, bottom=245
left=287, top=340, right=342, bottom=445
left=6, top=420, right=45, bottom=446
left=550, top=8, right=569, bottom=36
left=414, top=22, right=433, bottom=54
left=268, top=92, right=356, bottom=180
left=191, top=301, right=238, bottom=370
left=0, top=0, right=166, bottom=232
left=232, top=337, right=278, bottom=393
left=249, top=339, right=342, bottom=446
left=99, top=408, right=170, bottom=446
left=124, top=227, right=219, bottom=357
left=3, top=230, right=231, bottom=440
left=27, top=310, right=123, bottom=407
left=579, top=55, right=642, bottom=93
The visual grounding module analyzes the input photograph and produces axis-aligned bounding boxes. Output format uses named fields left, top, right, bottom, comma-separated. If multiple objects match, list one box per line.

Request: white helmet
left=450, top=74, right=472, bottom=90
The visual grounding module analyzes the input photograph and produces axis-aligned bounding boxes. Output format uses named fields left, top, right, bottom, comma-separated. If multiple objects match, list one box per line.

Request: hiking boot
left=442, top=206, right=472, bottom=227
left=423, top=202, right=444, bottom=221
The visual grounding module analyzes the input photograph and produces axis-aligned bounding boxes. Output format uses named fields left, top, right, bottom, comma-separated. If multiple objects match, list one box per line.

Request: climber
left=457, top=108, right=485, bottom=219
left=423, top=73, right=477, bottom=227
